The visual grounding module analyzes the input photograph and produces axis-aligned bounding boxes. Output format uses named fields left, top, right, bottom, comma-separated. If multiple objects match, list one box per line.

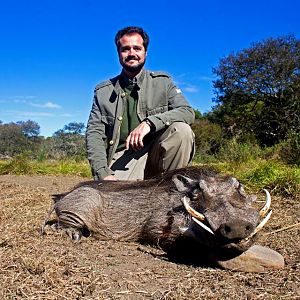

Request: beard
left=120, top=56, right=146, bottom=74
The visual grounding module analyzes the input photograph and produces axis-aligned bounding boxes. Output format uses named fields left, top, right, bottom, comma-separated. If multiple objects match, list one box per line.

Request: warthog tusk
left=192, top=217, right=215, bottom=235
left=260, top=189, right=271, bottom=217
left=247, top=210, right=273, bottom=240
left=182, top=196, right=205, bottom=221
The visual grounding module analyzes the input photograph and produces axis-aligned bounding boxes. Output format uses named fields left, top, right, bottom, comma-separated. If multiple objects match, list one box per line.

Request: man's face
left=118, top=33, right=147, bottom=74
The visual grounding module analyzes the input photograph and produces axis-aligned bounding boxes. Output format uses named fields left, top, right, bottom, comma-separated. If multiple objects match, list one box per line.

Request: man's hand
left=103, top=175, right=117, bottom=181
left=126, top=121, right=151, bottom=151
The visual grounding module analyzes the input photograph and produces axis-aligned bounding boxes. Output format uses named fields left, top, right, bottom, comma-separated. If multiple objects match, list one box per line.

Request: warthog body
left=43, top=167, right=272, bottom=256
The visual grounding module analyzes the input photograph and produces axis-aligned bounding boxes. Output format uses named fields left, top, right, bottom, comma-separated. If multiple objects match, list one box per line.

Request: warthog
left=42, top=167, right=272, bottom=260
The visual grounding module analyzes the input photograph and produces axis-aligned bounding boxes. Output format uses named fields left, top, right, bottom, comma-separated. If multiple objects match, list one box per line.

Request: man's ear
left=172, top=174, right=198, bottom=193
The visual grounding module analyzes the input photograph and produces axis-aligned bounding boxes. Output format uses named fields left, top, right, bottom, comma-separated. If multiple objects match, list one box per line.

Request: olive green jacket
left=86, top=69, right=195, bottom=179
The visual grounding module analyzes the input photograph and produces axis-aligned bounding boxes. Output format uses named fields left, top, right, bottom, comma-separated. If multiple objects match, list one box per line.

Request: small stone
left=215, top=245, right=285, bottom=272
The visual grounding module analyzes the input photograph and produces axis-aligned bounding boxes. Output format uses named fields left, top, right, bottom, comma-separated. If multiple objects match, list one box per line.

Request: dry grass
left=0, top=175, right=299, bottom=299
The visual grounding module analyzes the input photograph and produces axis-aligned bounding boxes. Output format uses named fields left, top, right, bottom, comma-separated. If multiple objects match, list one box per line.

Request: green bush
left=216, top=139, right=262, bottom=164
left=277, top=131, right=300, bottom=166
left=34, top=159, right=91, bottom=177
left=0, top=157, right=91, bottom=177
left=242, top=161, right=300, bottom=198
left=191, top=119, right=223, bottom=161
left=0, top=154, right=34, bottom=175
left=213, top=159, right=300, bottom=199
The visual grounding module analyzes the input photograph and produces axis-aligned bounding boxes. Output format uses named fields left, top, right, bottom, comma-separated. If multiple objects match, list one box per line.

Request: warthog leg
left=64, top=227, right=82, bottom=242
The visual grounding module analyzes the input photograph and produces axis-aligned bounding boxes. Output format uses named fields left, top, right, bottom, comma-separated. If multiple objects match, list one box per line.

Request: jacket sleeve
left=146, top=76, right=195, bottom=132
left=86, top=91, right=112, bottom=180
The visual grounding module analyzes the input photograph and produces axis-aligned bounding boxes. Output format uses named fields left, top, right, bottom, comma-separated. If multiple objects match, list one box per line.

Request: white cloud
left=13, top=99, right=28, bottom=104
left=18, top=111, right=54, bottom=117
left=174, top=80, right=200, bottom=93
left=5, top=110, right=54, bottom=117
left=8, top=96, right=61, bottom=109
left=14, top=95, right=37, bottom=100
left=182, top=85, right=199, bottom=93
left=29, top=101, right=62, bottom=109
left=60, top=113, right=72, bottom=117
left=45, top=102, right=61, bottom=108
left=198, top=75, right=214, bottom=82
left=173, top=74, right=200, bottom=94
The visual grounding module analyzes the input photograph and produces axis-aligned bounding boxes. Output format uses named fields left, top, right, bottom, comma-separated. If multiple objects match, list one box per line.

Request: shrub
left=0, top=156, right=91, bottom=177
left=216, top=139, right=262, bottom=164
left=242, top=160, right=300, bottom=198
left=46, top=134, right=86, bottom=160
left=277, top=131, right=300, bottom=166
left=34, top=159, right=91, bottom=177
left=191, top=119, right=223, bottom=160
left=0, top=154, right=34, bottom=175
left=210, top=159, right=299, bottom=199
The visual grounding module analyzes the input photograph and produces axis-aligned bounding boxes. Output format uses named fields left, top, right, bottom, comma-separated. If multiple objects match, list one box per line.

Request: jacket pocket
left=147, top=106, right=168, bottom=116
left=101, top=115, right=115, bottom=125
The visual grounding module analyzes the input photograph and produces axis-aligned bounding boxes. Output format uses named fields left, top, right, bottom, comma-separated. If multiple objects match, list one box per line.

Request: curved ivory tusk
left=260, top=189, right=271, bottom=217
left=182, top=196, right=205, bottom=221
left=248, top=210, right=273, bottom=239
left=192, top=217, right=215, bottom=235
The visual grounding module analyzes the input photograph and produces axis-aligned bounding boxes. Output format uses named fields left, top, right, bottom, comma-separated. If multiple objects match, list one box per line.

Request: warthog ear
left=172, top=174, right=198, bottom=193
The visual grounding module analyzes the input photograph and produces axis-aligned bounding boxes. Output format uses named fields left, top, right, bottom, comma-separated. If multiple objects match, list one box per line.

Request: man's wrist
left=144, top=119, right=153, bottom=130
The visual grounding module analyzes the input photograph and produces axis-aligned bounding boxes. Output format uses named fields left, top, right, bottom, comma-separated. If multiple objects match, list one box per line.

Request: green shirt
left=117, top=76, right=140, bottom=151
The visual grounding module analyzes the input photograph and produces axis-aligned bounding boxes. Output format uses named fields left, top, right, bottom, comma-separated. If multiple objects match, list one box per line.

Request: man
left=86, top=26, right=195, bottom=180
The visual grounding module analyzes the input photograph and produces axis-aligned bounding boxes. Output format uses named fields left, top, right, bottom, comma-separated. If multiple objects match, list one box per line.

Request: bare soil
left=0, top=175, right=299, bottom=299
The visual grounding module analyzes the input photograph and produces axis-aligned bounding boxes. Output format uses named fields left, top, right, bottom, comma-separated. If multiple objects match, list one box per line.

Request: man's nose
left=128, top=48, right=136, bottom=55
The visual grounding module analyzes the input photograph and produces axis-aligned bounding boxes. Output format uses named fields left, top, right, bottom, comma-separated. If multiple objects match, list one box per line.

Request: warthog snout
left=218, top=221, right=255, bottom=240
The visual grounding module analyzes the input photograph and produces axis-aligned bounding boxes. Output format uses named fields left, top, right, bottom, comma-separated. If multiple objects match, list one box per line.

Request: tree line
left=0, top=120, right=86, bottom=160
left=0, top=35, right=299, bottom=164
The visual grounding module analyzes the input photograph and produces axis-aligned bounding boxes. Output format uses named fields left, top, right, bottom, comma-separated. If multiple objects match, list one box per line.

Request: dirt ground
left=0, top=174, right=299, bottom=300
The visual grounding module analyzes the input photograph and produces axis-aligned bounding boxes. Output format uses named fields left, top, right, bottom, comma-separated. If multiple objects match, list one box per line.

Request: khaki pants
left=110, top=122, right=195, bottom=180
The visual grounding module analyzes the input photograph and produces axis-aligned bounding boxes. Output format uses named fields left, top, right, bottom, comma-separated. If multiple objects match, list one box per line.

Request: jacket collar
left=110, top=69, right=146, bottom=95
left=120, top=69, right=145, bottom=89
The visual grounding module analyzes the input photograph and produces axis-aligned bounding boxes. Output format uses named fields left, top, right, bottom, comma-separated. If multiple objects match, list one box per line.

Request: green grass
left=193, top=138, right=299, bottom=198
left=0, top=156, right=91, bottom=177
left=1, top=155, right=299, bottom=199
left=200, top=159, right=300, bottom=199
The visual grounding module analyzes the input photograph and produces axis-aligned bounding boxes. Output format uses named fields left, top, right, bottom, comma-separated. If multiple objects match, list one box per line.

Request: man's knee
left=166, top=122, right=194, bottom=143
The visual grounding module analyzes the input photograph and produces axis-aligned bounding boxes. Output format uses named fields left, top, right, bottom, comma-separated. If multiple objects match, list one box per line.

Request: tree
left=49, top=122, right=86, bottom=158
left=0, top=121, right=42, bottom=156
left=16, top=120, right=40, bottom=137
left=212, top=35, right=300, bottom=146
left=191, top=119, right=223, bottom=157
left=194, top=109, right=203, bottom=120
left=0, top=123, right=26, bottom=155
left=62, top=122, right=85, bottom=135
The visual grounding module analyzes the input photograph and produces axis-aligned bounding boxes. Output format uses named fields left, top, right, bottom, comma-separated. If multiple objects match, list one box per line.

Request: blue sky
left=1, top=0, right=299, bottom=137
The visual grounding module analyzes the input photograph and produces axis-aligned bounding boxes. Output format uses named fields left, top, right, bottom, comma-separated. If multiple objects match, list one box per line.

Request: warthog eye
left=189, top=188, right=200, bottom=200
left=224, top=225, right=231, bottom=233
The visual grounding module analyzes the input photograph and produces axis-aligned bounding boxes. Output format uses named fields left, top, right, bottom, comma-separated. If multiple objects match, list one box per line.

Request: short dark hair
left=115, top=26, right=150, bottom=51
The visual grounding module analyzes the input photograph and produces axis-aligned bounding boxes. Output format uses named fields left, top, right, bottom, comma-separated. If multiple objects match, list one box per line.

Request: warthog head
left=171, top=169, right=271, bottom=253
left=42, top=167, right=272, bottom=256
